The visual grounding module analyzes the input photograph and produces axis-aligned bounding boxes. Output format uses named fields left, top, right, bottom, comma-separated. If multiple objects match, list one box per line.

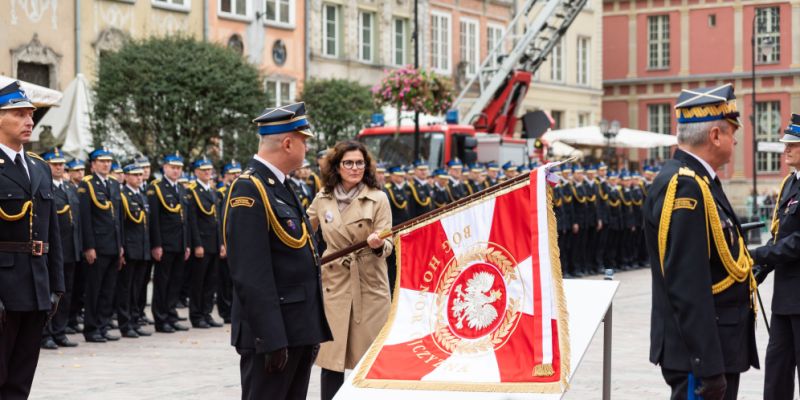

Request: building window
left=756, top=101, right=781, bottom=172
left=755, top=7, right=780, bottom=65
left=359, top=11, right=375, bottom=63
left=220, top=0, right=247, bottom=17
left=265, top=0, right=292, bottom=24
left=265, top=79, right=295, bottom=108
left=708, top=14, right=716, bottom=27
left=393, top=18, right=408, bottom=66
left=648, top=104, right=672, bottom=161
left=459, top=18, right=479, bottom=77
left=323, top=4, right=339, bottom=57
left=431, top=12, right=451, bottom=74
left=550, top=39, right=564, bottom=82
left=17, top=62, right=50, bottom=88
left=551, top=110, right=563, bottom=130
left=487, top=24, right=504, bottom=68
left=577, top=36, right=590, bottom=86
left=648, top=15, right=670, bottom=69
left=228, top=34, right=244, bottom=55
left=152, top=0, right=189, bottom=11
left=577, top=112, right=590, bottom=127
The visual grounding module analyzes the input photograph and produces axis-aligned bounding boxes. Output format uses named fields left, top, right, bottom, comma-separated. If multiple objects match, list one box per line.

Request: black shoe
left=54, top=336, right=79, bottom=347
left=85, top=333, right=107, bottom=343
left=192, top=320, right=210, bottom=329
left=122, top=329, right=140, bottom=338
left=64, top=326, right=77, bottom=335
left=102, top=332, right=120, bottom=341
left=206, top=318, right=223, bottom=328
left=171, top=322, right=189, bottom=331
left=223, top=318, right=231, bottom=324
left=134, top=327, right=152, bottom=336
left=156, top=324, right=176, bottom=333
left=41, top=337, right=58, bottom=350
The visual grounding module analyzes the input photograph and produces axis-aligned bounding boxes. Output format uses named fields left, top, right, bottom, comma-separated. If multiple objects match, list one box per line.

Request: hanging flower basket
left=371, top=66, right=453, bottom=115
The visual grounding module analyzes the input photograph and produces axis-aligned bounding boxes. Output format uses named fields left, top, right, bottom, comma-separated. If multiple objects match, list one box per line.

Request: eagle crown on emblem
left=451, top=271, right=502, bottom=331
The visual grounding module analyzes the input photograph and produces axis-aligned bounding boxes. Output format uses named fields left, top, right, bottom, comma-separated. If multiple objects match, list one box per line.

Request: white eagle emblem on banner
left=451, top=271, right=502, bottom=330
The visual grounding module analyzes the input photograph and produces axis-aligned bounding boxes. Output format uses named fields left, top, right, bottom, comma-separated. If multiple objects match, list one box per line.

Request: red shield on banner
left=352, top=168, right=569, bottom=393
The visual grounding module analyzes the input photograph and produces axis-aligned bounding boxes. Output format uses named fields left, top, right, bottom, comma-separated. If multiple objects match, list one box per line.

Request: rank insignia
left=286, top=219, right=297, bottom=231
left=230, top=197, right=255, bottom=208
left=673, top=197, right=697, bottom=211
left=0, top=159, right=4, bottom=164
left=268, top=178, right=276, bottom=185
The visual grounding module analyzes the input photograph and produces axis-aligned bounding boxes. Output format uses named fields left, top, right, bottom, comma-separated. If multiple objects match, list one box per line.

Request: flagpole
left=319, top=171, right=533, bottom=265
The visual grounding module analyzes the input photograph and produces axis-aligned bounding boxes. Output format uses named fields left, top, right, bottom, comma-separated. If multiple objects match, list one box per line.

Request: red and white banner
left=353, top=167, right=569, bottom=393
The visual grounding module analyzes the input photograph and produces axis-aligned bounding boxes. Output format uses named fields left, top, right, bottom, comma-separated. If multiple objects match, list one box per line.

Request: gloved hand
left=0, top=298, right=5, bottom=335
left=753, top=264, right=772, bottom=286
left=264, top=347, right=289, bottom=373
left=48, top=293, right=61, bottom=321
left=695, top=374, right=727, bottom=400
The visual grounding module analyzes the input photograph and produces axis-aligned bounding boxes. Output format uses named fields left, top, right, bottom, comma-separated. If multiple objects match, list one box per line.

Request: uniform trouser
left=83, top=254, right=120, bottom=338
left=0, top=311, right=46, bottom=400
left=595, top=225, right=608, bottom=269
left=239, top=345, right=315, bottom=400
left=137, top=262, right=154, bottom=321
left=189, top=253, right=218, bottom=324
left=604, top=229, right=620, bottom=268
left=68, top=259, right=87, bottom=327
left=115, top=258, right=148, bottom=333
left=585, top=224, right=598, bottom=272
left=764, top=313, right=800, bottom=400
left=216, top=258, right=233, bottom=321
left=321, top=368, right=345, bottom=400
left=557, top=229, right=570, bottom=276
left=180, top=256, right=193, bottom=305
left=638, top=225, right=648, bottom=264
left=619, top=228, right=635, bottom=266
left=662, top=368, right=740, bottom=400
left=152, top=251, right=185, bottom=326
left=43, top=261, right=76, bottom=340
left=570, top=227, right=587, bottom=274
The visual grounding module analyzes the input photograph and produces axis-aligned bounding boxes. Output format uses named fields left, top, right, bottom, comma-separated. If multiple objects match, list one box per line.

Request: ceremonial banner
left=353, top=167, right=569, bottom=393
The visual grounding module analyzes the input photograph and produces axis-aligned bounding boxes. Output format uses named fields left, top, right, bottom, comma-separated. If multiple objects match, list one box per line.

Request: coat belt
left=0, top=241, right=49, bottom=256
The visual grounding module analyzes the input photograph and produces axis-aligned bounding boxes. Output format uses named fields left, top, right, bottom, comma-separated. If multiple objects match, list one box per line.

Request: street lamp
left=751, top=8, right=780, bottom=219
left=599, top=119, right=620, bottom=168
left=412, top=0, right=421, bottom=161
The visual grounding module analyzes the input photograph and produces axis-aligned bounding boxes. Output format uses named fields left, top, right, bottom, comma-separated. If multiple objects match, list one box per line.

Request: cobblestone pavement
left=31, top=268, right=774, bottom=399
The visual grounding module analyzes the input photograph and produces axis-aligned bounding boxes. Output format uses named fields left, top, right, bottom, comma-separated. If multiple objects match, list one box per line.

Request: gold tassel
left=533, top=363, right=554, bottom=377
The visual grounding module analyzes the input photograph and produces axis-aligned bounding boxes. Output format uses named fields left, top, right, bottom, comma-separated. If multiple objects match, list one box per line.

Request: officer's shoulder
left=26, top=151, right=44, bottom=162
left=109, top=175, right=119, bottom=182
left=187, top=181, right=198, bottom=190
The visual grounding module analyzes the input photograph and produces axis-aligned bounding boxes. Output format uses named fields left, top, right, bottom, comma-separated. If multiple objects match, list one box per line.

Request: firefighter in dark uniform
left=147, top=152, right=191, bottom=333
left=502, top=161, right=519, bottom=180
left=133, top=154, right=155, bottom=327
left=432, top=168, right=451, bottom=208
left=619, top=171, right=636, bottom=270
left=407, top=160, right=434, bottom=218
left=593, top=163, right=611, bottom=274
left=66, top=158, right=87, bottom=334
left=446, top=159, right=467, bottom=201
left=645, top=85, right=758, bottom=400
left=0, top=82, right=64, bottom=399
left=558, top=166, right=575, bottom=277
left=551, top=165, right=571, bottom=277
left=566, top=165, right=590, bottom=276
left=288, top=161, right=313, bottom=209
left=584, top=164, right=602, bottom=275
left=187, top=156, right=224, bottom=329
left=224, top=102, right=331, bottom=399
left=216, top=160, right=241, bottom=324
left=752, top=113, right=800, bottom=399
left=603, top=171, right=623, bottom=272
left=78, top=147, right=123, bottom=343
left=631, top=171, right=647, bottom=268
left=384, top=166, right=410, bottom=293
left=465, top=164, right=486, bottom=195
left=41, top=148, right=80, bottom=349
left=486, top=162, right=500, bottom=186
left=116, top=163, right=152, bottom=338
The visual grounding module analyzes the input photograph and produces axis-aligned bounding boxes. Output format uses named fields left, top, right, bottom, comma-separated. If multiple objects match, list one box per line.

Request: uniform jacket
left=384, top=182, right=411, bottom=226
left=79, top=174, right=123, bottom=256
left=188, top=181, right=221, bottom=254
left=466, top=179, right=488, bottom=196
left=620, top=186, right=637, bottom=229
left=147, top=178, right=189, bottom=253
left=595, top=178, right=611, bottom=225
left=447, top=177, right=468, bottom=201
left=605, top=184, right=623, bottom=231
left=432, top=183, right=450, bottom=208
left=225, top=159, right=331, bottom=355
left=407, top=178, right=434, bottom=218
left=644, top=149, right=758, bottom=377
left=567, top=181, right=590, bottom=228
left=121, top=185, right=150, bottom=261
left=307, top=184, right=393, bottom=372
left=54, top=181, right=82, bottom=264
left=0, top=151, right=64, bottom=311
left=553, top=184, right=570, bottom=233
left=631, top=184, right=645, bottom=227
left=754, top=172, right=800, bottom=314
left=288, top=178, right=312, bottom=210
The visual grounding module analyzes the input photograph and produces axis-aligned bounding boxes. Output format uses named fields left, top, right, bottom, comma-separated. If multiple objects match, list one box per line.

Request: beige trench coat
left=307, top=185, right=393, bottom=372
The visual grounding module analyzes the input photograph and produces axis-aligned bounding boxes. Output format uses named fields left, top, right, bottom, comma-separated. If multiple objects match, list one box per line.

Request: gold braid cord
left=619, top=189, right=632, bottom=207
left=408, top=183, right=431, bottom=207
left=385, top=184, right=408, bottom=209
left=56, top=204, right=73, bottom=225
left=0, top=200, right=32, bottom=221
left=83, top=176, right=113, bottom=212
left=570, top=185, right=586, bottom=203
left=657, top=169, right=757, bottom=311
left=190, top=187, right=216, bottom=217
left=121, top=193, right=146, bottom=224
left=770, top=173, right=793, bottom=243
left=153, top=180, right=182, bottom=214
left=595, top=179, right=609, bottom=201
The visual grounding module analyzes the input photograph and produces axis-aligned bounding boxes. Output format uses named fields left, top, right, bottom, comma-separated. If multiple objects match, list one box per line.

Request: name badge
left=325, top=210, right=334, bottom=223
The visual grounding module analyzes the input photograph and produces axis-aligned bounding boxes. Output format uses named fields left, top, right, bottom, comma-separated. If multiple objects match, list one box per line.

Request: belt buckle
left=31, top=241, right=44, bottom=256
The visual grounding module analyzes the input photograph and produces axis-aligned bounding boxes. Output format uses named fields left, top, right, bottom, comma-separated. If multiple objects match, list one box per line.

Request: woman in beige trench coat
left=306, top=141, right=393, bottom=400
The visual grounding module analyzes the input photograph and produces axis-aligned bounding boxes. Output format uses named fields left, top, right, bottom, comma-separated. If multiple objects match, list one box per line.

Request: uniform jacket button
left=255, top=338, right=263, bottom=345
left=279, top=297, right=285, bottom=301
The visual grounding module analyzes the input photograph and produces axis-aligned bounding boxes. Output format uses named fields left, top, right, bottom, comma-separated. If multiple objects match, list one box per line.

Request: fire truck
left=358, top=0, right=587, bottom=168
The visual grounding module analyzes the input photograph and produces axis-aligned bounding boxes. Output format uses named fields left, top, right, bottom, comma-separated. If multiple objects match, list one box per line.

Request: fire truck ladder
left=454, top=0, right=588, bottom=126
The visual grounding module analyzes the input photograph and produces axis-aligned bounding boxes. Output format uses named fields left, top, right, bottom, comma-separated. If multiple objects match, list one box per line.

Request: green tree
left=299, top=78, right=377, bottom=152
left=92, top=36, right=265, bottom=166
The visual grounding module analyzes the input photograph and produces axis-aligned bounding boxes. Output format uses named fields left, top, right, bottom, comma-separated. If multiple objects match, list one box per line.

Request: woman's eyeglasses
left=340, top=160, right=366, bottom=170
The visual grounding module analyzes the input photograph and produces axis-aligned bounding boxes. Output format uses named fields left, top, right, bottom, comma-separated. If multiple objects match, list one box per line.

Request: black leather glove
left=264, top=347, right=289, bottom=373
left=0, top=298, right=5, bottom=335
left=48, top=293, right=61, bottom=321
left=753, top=265, right=772, bottom=286
left=695, top=374, right=727, bottom=400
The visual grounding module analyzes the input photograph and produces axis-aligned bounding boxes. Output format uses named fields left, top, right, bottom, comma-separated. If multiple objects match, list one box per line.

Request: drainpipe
left=203, top=0, right=209, bottom=41
left=304, top=0, right=310, bottom=82
left=75, top=0, right=81, bottom=74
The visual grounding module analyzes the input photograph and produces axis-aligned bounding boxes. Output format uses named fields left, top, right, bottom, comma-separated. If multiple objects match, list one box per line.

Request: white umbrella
left=0, top=75, right=62, bottom=107
left=549, top=140, right=584, bottom=159
left=541, top=126, right=607, bottom=146
left=613, top=128, right=678, bottom=149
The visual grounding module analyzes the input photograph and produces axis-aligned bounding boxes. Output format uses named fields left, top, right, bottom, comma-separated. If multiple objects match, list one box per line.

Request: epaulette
left=82, top=175, right=93, bottom=182
left=187, top=181, right=198, bottom=190
left=217, top=186, right=227, bottom=193
left=240, top=168, right=254, bottom=178
left=109, top=175, right=119, bottom=181
left=151, top=178, right=161, bottom=185
left=384, top=183, right=392, bottom=189
left=677, top=167, right=695, bottom=177
left=26, top=151, right=44, bottom=162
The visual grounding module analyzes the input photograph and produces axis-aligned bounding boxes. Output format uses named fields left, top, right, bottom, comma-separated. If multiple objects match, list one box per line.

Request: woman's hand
left=367, top=231, right=384, bottom=249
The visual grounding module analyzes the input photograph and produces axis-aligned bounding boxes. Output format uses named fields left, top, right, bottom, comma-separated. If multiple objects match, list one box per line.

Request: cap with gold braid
left=674, top=83, right=741, bottom=127
left=780, top=113, right=800, bottom=143
left=253, top=102, right=313, bottom=137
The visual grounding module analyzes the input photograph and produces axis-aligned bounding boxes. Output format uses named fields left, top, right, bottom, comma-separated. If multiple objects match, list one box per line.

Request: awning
left=541, top=126, right=677, bottom=149
left=541, top=126, right=606, bottom=146
left=549, top=141, right=584, bottom=159
left=613, top=128, right=678, bottom=149
left=0, top=75, right=62, bottom=107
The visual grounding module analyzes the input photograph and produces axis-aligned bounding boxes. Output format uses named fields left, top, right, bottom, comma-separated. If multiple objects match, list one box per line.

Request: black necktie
left=14, top=154, right=30, bottom=186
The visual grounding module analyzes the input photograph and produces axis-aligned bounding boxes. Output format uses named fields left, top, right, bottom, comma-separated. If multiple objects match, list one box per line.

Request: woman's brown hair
left=320, top=140, right=380, bottom=194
